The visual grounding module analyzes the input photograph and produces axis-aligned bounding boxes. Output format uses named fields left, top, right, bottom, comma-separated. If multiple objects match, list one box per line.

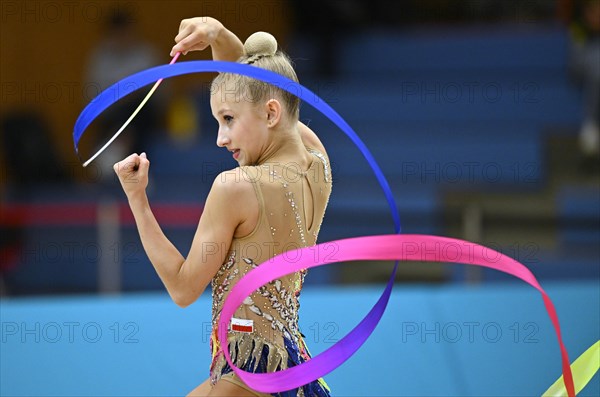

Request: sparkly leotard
left=209, top=148, right=332, bottom=396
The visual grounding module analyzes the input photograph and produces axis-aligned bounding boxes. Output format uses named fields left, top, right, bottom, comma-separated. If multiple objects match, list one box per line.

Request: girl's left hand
left=113, top=152, right=150, bottom=200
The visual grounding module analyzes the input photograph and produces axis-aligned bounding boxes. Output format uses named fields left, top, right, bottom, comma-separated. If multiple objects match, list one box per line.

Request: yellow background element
left=542, top=340, right=600, bottom=396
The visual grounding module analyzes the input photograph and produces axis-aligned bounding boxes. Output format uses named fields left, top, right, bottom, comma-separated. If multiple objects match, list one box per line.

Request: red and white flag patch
left=231, top=318, right=254, bottom=333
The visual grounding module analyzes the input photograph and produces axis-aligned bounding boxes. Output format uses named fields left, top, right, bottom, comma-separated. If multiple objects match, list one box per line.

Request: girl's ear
left=265, top=99, right=282, bottom=128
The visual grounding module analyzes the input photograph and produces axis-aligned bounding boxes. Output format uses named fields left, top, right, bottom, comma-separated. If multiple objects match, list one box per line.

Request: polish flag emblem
left=231, top=318, right=254, bottom=333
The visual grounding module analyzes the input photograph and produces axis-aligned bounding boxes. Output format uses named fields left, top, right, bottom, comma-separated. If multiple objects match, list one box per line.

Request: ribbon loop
left=73, top=60, right=577, bottom=397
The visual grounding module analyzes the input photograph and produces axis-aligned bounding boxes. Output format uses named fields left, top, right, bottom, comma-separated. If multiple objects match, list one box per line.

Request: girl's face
left=210, top=86, right=270, bottom=166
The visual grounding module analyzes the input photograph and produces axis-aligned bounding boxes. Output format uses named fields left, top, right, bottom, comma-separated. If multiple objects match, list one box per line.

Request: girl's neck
left=255, top=124, right=311, bottom=168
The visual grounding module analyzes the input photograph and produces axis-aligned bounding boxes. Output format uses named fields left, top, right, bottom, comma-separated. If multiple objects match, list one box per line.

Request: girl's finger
left=174, top=23, right=194, bottom=44
left=137, top=152, right=150, bottom=176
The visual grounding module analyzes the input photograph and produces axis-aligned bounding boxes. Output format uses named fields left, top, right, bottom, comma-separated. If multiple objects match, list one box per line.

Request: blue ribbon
left=73, top=60, right=402, bottom=386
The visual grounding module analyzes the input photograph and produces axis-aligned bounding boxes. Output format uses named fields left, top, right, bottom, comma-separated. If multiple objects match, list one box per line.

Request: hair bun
left=244, top=31, right=278, bottom=56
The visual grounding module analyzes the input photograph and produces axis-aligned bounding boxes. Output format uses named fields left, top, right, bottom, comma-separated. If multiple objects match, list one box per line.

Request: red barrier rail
left=0, top=202, right=204, bottom=227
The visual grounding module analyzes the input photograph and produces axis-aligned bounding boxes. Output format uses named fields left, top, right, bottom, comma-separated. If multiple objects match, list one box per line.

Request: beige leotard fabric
left=209, top=148, right=332, bottom=395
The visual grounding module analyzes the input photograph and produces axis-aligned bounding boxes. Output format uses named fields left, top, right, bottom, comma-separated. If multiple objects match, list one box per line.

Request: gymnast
left=113, top=16, right=333, bottom=397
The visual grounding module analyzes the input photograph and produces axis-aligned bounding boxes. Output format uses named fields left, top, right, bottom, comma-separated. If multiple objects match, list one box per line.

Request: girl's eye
left=223, top=115, right=233, bottom=123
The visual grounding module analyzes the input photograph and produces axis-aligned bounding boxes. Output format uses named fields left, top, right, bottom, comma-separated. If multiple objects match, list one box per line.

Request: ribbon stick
left=79, top=52, right=180, bottom=167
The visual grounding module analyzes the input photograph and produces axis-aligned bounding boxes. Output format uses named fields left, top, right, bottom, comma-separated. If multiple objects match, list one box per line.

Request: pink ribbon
left=219, top=234, right=575, bottom=396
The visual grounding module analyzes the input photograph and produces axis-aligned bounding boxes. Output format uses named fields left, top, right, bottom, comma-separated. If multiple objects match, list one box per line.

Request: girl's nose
left=216, top=132, right=231, bottom=147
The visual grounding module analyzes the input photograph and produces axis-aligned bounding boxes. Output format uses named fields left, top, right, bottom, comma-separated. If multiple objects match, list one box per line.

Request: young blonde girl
left=114, top=17, right=332, bottom=397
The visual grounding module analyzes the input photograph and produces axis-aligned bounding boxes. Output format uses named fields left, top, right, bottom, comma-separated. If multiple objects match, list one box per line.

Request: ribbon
left=219, top=235, right=578, bottom=394
left=73, top=60, right=577, bottom=396
left=78, top=52, right=180, bottom=167
left=73, top=61, right=399, bottom=232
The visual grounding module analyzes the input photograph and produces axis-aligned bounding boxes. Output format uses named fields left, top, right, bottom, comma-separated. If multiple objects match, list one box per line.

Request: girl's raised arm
left=170, top=17, right=244, bottom=61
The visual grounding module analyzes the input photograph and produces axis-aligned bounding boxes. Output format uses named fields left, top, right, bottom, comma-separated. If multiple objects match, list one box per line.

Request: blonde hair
left=211, top=32, right=300, bottom=120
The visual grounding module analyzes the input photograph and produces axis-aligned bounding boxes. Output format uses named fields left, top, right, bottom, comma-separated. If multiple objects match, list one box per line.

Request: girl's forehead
left=210, top=93, right=243, bottom=112
left=210, top=92, right=259, bottom=119
left=211, top=82, right=244, bottom=106
left=211, top=87, right=263, bottom=114
left=210, top=86, right=233, bottom=107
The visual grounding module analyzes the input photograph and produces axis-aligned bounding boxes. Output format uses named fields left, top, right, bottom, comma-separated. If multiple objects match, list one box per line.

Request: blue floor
left=1, top=280, right=598, bottom=396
